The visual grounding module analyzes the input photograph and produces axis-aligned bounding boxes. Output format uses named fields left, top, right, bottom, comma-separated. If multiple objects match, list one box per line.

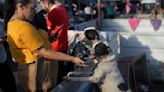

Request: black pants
left=57, top=51, right=74, bottom=85
left=0, top=62, right=17, bottom=92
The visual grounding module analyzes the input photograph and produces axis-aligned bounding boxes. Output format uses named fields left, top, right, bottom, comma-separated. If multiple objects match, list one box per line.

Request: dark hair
left=84, top=29, right=99, bottom=40
left=48, top=0, right=55, bottom=4
left=4, top=0, right=30, bottom=31
left=94, top=43, right=109, bottom=57
left=40, top=0, right=54, bottom=4
left=32, top=9, right=48, bottom=31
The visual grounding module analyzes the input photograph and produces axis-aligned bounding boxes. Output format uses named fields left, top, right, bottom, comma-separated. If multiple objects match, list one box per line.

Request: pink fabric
left=128, top=18, right=140, bottom=31
left=126, top=4, right=130, bottom=14
left=125, top=0, right=131, bottom=14
left=114, top=4, right=118, bottom=10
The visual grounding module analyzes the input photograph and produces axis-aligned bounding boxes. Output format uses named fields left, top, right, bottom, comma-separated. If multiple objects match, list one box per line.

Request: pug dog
left=64, top=42, right=131, bottom=92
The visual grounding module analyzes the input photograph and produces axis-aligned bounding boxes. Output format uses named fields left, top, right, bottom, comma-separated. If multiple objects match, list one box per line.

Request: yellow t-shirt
left=7, top=19, right=44, bottom=64
left=37, top=29, right=52, bottom=49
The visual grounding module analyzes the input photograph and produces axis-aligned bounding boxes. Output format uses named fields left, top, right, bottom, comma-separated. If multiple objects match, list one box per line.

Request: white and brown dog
left=64, top=42, right=131, bottom=92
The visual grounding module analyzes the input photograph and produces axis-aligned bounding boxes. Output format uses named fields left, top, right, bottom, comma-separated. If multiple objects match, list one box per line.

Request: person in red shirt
left=41, top=0, right=68, bottom=51
left=40, top=0, right=74, bottom=85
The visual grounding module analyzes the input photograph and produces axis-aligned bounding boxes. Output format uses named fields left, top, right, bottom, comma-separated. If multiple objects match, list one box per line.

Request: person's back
left=41, top=0, right=71, bottom=85
left=47, top=4, right=69, bottom=52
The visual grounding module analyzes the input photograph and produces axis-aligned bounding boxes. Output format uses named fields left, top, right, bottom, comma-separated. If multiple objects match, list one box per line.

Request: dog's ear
left=94, top=42, right=110, bottom=57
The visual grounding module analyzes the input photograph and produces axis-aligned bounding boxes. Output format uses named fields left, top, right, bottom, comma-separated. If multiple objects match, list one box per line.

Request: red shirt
left=47, top=5, right=68, bottom=51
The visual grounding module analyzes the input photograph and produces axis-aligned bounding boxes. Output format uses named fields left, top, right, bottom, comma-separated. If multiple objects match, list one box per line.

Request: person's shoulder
left=10, top=19, right=31, bottom=27
left=15, top=20, right=36, bottom=32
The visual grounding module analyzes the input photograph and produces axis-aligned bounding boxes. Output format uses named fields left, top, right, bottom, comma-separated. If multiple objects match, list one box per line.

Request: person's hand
left=72, top=57, right=88, bottom=67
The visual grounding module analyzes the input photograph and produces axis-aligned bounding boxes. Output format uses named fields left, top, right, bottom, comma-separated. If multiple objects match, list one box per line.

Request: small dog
left=64, top=42, right=131, bottom=92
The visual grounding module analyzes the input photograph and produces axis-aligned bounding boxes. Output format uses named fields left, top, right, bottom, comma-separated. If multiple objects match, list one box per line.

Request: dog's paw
left=67, top=72, right=80, bottom=77
left=63, top=76, right=71, bottom=80
left=63, top=76, right=77, bottom=82
left=67, top=72, right=74, bottom=76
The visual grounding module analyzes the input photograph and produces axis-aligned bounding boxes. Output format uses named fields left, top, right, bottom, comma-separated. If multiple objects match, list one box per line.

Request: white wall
left=101, top=19, right=164, bottom=63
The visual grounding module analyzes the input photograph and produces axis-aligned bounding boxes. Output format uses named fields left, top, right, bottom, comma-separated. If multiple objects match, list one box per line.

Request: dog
left=64, top=42, right=131, bottom=92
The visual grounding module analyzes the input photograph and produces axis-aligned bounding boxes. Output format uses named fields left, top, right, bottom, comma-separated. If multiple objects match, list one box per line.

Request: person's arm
left=36, top=46, right=87, bottom=67
left=19, top=23, right=87, bottom=67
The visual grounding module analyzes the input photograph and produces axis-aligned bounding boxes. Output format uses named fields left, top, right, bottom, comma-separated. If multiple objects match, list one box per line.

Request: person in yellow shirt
left=4, top=0, right=87, bottom=92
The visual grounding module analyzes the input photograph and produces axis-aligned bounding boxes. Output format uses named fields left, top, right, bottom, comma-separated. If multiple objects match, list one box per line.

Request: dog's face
left=93, top=42, right=110, bottom=57
left=84, top=29, right=99, bottom=41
